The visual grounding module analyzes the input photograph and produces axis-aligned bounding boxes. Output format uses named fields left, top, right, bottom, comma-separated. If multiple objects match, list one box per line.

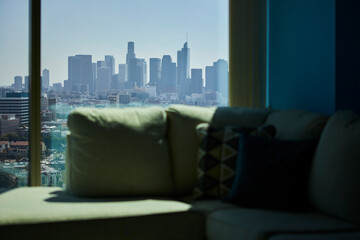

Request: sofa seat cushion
left=268, top=232, right=360, bottom=240
left=0, top=187, right=205, bottom=240
left=179, top=197, right=237, bottom=214
left=309, top=110, right=360, bottom=227
left=206, top=208, right=356, bottom=240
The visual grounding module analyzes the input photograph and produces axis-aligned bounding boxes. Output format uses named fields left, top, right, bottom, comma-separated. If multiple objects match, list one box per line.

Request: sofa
left=0, top=105, right=359, bottom=240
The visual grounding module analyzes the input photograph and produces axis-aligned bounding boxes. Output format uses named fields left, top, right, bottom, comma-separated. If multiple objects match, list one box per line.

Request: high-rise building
left=190, top=69, right=203, bottom=94
left=24, top=76, right=29, bottom=91
left=92, top=63, right=97, bottom=91
left=205, top=60, right=229, bottom=97
left=97, top=61, right=106, bottom=68
left=118, top=64, right=128, bottom=90
left=0, top=114, right=19, bottom=136
left=205, top=66, right=216, bottom=91
left=68, top=55, right=93, bottom=92
left=97, top=67, right=112, bottom=91
left=42, top=69, right=50, bottom=90
left=177, top=42, right=190, bottom=86
left=0, top=92, right=29, bottom=125
left=214, top=59, right=229, bottom=98
left=160, top=55, right=176, bottom=93
left=126, top=42, right=136, bottom=65
left=128, top=58, right=146, bottom=88
left=118, top=64, right=128, bottom=83
left=105, top=55, right=115, bottom=76
left=53, top=83, right=62, bottom=92
left=14, top=76, right=22, bottom=90
left=111, top=74, right=119, bottom=90
left=149, top=58, right=161, bottom=88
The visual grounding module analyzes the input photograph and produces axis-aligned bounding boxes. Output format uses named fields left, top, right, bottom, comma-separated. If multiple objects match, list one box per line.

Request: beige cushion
left=309, top=110, right=360, bottom=226
left=264, top=109, right=328, bottom=140
left=207, top=208, right=355, bottom=240
left=0, top=187, right=205, bottom=240
left=166, top=105, right=216, bottom=196
left=66, top=107, right=173, bottom=197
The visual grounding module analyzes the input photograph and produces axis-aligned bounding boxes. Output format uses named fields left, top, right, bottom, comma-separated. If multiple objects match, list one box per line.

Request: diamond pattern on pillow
left=193, top=123, right=276, bottom=200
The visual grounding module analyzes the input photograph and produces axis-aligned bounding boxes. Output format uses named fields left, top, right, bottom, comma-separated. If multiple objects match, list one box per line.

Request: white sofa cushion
left=207, top=208, right=355, bottom=240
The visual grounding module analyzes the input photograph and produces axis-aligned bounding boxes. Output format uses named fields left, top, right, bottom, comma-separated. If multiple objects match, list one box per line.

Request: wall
left=335, top=0, right=360, bottom=113
left=268, top=0, right=336, bottom=115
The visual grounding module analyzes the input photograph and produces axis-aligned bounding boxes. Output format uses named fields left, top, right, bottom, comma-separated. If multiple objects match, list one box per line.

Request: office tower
left=205, top=66, right=216, bottom=91
left=24, top=76, right=29, bottom=91
left=128, top=58, right=146, bottom=88
left=97, top=67, right=111, bottom=91
left=0, top=114, right=19, bottom=136
left=111, top=74, right=119, bottom=90
left=14, top=76, right=22, bottom=90
left=92, top=63, right=97, bottom=91
left=214, top=59, right=229, bottom=97
left=0, top=92, right=29, bottom=125
left=190, top=69, right=203, bottom=94
left=118, top=64, right=128, bottom=83
left=149, top=58, right=161, bottom=88
left=105, top=55, right=115, bottom=75
left=42, top=69, right=50, bottom=90
left=118, top=64, right=128, bottom=90
left=161, top=55, right=176, bottom=93
left=68, top=55, right=93, bottom=92
left=53, top=83, right=62, bottom=92
left=97, top=61, right=106, bottom=68
left=177, top=42, right=190, bottom=86
left=126, top=42, right=136, bottom=65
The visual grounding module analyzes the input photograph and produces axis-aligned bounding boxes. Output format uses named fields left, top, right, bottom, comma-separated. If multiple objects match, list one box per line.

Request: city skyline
left=0, top=0, right=229, bottom=86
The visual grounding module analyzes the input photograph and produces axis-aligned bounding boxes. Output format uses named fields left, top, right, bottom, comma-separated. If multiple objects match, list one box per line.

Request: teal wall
left=268, top=0, right=336, bottom=115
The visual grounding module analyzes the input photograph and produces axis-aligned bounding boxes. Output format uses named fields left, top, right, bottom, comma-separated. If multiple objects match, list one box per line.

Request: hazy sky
left=0, top=0, right=228, bottom=86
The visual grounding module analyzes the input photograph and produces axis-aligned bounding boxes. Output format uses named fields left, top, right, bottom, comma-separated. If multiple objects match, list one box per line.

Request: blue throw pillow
left=223, top=133, right=318, bottom=211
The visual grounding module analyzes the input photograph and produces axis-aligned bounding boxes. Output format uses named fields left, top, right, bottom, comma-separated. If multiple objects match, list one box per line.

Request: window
left=0, top=0, right=30, bottom=188
left=0, top=0, right=230, bottom=188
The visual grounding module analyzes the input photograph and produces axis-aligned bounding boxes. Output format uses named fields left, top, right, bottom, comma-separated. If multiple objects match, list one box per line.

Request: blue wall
left=268, top=0, right=336, bottom=115
left=335, top=0, right=360, bottom=113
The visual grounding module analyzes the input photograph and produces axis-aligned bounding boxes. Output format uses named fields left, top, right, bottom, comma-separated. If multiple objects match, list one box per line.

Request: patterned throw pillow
left=193, top=123, right=276, bottom=200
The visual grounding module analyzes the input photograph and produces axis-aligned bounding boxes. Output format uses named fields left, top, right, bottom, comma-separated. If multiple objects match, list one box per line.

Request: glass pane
left=42, top=0, right=229, bottom=187
left=0, top=0, right=29, bottom=188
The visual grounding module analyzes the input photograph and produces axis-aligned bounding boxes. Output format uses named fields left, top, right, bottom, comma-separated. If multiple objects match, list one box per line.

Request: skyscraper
left=214, top=59, right=229, bottom=98
left=128, top=58, right=146, bottom=88
left=92, top=63, right=97, bottom=91
left=24, top=76, right=29, bottom=91
left=161, top=55, right=176, bottom=93
left=0, top=92, right=29, bottom=125
left=97, top=67, right=111, bottom=91
left=149, top=58, right=161, bottom=89
left=205, top=59, right=229, bottom=97
left=205, top=66, right=216, bottom=91
left=177, top=42, right=190, bottom=86
left=118, top=64, right=128, bottom=90
left=14, top=76, right=22, bottom=90
left=42, top=69, right=50, bottom=90
left=105, top=55, right=115, bottom=76
left=190, top=69, right=203, bottom=94
left=68, top=55, right=93, bottom=92
left=126, top=42, right=136, bottom=65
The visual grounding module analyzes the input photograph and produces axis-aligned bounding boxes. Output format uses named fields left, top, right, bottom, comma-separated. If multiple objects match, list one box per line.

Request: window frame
left=28, top=0, right=267, bottom=186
